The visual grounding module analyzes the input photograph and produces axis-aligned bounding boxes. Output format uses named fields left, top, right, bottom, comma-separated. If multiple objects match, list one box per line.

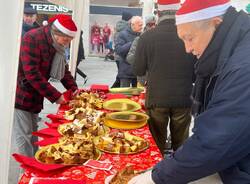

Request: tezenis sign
left=29, top=3, right=72, bottom=13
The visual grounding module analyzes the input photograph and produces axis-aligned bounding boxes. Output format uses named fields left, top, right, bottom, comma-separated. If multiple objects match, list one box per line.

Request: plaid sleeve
left=20, top=33, right=61, bottom=103
left=60, top=64, right=78, bottom=92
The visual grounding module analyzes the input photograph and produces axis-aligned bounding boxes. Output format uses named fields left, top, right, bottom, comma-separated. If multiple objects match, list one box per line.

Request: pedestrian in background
left=75, top=30, right=88, bottom=84
left=126, top=14, right=156, bottom=86
left=115, top=16, right=143, bottom=87
left=22, top=3, right=39, bottom=37
left=111, top=11, right=133, bottom=88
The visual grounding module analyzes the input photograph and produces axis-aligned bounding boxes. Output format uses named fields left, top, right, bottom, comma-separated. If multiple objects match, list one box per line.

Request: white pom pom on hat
left=175, top=0, right=231, bottom=25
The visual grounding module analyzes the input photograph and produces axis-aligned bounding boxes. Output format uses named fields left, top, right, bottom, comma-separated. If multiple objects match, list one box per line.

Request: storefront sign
left=29, top=3, right=72, bottom=13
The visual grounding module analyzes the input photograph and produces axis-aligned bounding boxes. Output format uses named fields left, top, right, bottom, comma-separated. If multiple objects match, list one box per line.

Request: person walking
left=75, top=30, right=88, bottom=84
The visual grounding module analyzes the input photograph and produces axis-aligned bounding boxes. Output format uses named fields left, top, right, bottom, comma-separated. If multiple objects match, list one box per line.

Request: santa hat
left=157, top=0, right=181, bottom=11
left=49, top=14, right=77, bottom=37
left=176, top=0, right=231, bottom=25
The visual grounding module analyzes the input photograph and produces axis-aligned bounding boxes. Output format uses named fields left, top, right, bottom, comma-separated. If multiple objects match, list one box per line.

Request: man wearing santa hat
left=133, top=0, right=194, bottom=156
left=10, top=14, right=78, bottom=184
left=129, top=0, right=250, bottom=183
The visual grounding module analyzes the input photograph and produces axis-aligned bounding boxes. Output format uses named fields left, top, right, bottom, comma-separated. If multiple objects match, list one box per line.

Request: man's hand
left=128, top=170, right=155, bottom=184
left=56, top=95, right=67, bottom=104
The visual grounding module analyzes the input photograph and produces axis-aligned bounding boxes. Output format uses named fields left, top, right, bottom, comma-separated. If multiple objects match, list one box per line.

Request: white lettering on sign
left=42, top=5, right=49, bottom=11
left=30, top=3, right=70, bottom=13
left=34, top=4, right=43, bottom=11
left=48, top=5, right=56, bottom=12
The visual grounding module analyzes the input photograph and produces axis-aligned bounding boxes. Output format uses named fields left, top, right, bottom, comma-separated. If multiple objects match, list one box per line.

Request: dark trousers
left=111, top=60, right=120, bottom=88
left=120, top=78, right=137, bottom=87
left=76, top=68, right=87, bottom=79
left=75, top=59, right=87, bottom=80
left=147, top=107, right=191, bottom=155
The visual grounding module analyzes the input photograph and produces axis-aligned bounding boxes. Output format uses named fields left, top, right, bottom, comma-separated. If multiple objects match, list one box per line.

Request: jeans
left=8, top=109, right=39, bottom=184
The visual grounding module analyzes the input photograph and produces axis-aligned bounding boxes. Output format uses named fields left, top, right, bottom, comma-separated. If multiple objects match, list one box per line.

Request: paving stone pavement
left=19, top=56, right=222, bottom=184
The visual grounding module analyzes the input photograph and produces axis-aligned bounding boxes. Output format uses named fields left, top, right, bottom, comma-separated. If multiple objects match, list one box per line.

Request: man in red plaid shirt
left=13, top=14, right=78, bottom=159
left=9, top=15, right=79, bottom=184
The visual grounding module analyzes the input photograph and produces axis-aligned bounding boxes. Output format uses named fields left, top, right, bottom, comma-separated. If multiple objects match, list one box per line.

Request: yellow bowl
left=106, top=111, right=149, bottom=123
left=103, top=99, right=141, bottom=112
left=104, top=119, right=147, bottom=130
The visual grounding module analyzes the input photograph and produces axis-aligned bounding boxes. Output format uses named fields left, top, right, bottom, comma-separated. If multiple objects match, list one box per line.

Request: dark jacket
left=15, top=26, right=77, bottom=113
left=134, top=19, right=195, bottom=108
left=115, top=26, right=140, bottom=79
left=77, top=31, right=85, bottom=66
left=22, top=22, right=39, bottom=37
left=114, top=20, right=128, bottom=61
left=152, top=8, right=250, bottom=184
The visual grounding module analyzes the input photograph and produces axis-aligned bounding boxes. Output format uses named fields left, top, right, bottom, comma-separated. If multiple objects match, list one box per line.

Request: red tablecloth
left=18, top=90, right=161, bottom=184
left=18, top=125, right=162, bottom=184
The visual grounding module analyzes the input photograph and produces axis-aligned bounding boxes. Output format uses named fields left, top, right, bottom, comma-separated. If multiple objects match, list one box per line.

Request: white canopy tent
left=0, top=0, right=25, bottom=183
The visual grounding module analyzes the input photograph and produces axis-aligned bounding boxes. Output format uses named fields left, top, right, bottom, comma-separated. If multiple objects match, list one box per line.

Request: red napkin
left=47, top=114, right=69, bottom=124
left=105, top=93, right=127, bottom=100
left=13, top=154, right=68, bottom=173
left=32, top=128, right=61, bottom=138
left=29, top=177, right=85, bottom=184
left=34, top=137, right=59, bottom=147
left=45, top=122, right=61, bottom=129
left=62, top=90, right=73, bottom=102
left=90, top=84, right=109, bottom=92
left=47, top=114, right=65, bottom=121
left=58, top=104, right=71, bottom=112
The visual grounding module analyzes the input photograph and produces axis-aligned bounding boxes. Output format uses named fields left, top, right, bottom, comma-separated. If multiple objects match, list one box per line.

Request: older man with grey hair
left=126, top=14, right=156, bottom=86
left=115, top=16, right=143, bottom=87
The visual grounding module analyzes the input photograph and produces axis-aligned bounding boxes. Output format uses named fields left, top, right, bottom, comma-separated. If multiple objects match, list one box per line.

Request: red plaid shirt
left=15, top=26, right=77, bottom=113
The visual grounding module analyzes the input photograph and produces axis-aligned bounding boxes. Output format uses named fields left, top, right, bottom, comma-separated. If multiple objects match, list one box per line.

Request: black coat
left=77, top=31, right=85, bottom=66
left=115, top=26, right=140, bottom=79
left=22, top=22, right=40, bottom=37
left=134, top=19, right=195, bottom=108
